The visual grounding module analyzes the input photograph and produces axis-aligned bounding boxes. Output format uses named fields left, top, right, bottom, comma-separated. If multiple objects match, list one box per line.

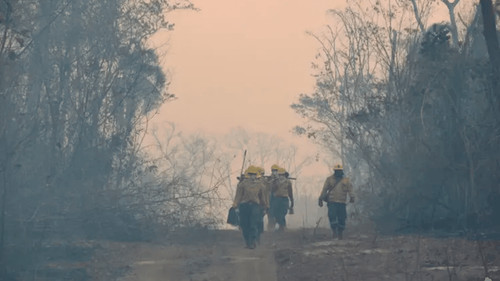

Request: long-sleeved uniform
left=233, top=177, right=268, bottom=248
left=269, top=177, right=293, bottom=229
left=272, top=177, right=293, bottom=199
left=319, top=175, right=355, bottom=203
left=233, top=178, right=268, bottom=209
left=319, top=174, right=355, bottom=237
left=264, top=175, right=279, bottom=230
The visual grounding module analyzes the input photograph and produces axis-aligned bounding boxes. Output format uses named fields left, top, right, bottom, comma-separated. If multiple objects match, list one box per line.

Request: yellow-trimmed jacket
left=273, top=177, right=293, bottom=199
left=233, top=178, right=269, bottom=208
left=319, top=175, right=354, bottom=203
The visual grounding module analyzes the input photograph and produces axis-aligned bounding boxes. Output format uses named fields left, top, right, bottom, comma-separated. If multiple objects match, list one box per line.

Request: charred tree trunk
left=441, top=0, right=460, bottom=47
left=410, top=0, right=425, bottom=33
left=480, top=0, right=500, bottom=97
left=0, top=167, right=6, bottom=276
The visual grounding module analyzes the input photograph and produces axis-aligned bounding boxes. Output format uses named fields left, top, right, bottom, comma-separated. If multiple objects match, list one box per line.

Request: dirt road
left=116, top=229, right=278, bottom=281
left=90, top=226, right=500, bottom=281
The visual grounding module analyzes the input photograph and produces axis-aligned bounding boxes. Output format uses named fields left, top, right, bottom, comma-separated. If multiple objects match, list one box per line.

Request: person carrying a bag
left=232, top=165, right=268, bottom=249
left=318, top=164, right=355, bottom=240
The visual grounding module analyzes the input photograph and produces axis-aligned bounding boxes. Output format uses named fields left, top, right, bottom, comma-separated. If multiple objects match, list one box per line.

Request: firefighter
left=318, top=164, right=355, bottom=240
left=256, top=166, right=267, bottom=237
left=270, top=167, right=294, bottom=232
left=232, top=165, right=268, bottom=249
left=266, top=164, right=280, bottom=230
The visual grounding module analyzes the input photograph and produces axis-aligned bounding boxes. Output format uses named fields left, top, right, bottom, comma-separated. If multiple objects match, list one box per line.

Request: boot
left=267, top=223, right=275, bottom=232
left=278, top=224, right=286, bottom=232
left=267, top=217, right=276, bottom=231
left=331, top=229, right=337, bottom=240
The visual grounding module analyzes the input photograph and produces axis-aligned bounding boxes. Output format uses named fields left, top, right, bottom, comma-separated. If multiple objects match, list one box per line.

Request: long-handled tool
left=236, top=150, right=247, bottom=181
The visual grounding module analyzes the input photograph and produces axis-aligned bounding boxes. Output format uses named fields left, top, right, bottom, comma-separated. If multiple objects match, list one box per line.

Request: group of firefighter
left=231, top=163, right=355, bottom=249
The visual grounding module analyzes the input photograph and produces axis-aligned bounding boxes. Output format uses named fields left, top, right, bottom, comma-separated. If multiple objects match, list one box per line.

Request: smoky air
left=0, top=1, right=498, bottom=280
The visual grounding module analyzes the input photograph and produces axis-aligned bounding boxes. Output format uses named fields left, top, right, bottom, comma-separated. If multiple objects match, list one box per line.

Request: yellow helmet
left=277, top=167, right=287, bottom=175
left=271, top=164, right=280, bottom=171
left=333, top=164, right=343, bottom=171
left=245, top=165, right=259, bottom=175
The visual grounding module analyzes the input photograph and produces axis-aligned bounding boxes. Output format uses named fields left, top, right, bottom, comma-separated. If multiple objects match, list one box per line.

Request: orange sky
left=147, top=0, right=473, bottom=176
left=150, top=0, right=347, bottom=137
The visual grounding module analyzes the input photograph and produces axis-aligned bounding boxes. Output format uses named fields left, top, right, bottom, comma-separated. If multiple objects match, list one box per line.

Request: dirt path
left=92, top=227, right=500, bottom=281
left=117, top=230, right=278, bottom=281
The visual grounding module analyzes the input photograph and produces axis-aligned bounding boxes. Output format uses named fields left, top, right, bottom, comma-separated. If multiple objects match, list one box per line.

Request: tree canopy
left=293, top=0, right=500, bottom=233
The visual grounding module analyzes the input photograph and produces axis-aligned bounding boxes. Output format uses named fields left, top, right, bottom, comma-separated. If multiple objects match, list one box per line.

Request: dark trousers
left=238, top=202, right=261, bottom=247
left=327, top=202, right=347, bottom=232
left=267, top=195, right=276, bottom=230
left=257, top=207, right=265, bottom=237
left=271, top=196, right=289, bottom=227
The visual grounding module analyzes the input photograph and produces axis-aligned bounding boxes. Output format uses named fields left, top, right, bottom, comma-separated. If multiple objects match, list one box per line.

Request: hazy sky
left=147, top=0, right=466, bottom=175
left=150, top=0, right=347, bottom=138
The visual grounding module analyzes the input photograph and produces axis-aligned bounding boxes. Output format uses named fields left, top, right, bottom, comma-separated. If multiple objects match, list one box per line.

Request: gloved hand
left=318, top=198, right=323, bottom=207
left=349, top=197, right=355, bottom=203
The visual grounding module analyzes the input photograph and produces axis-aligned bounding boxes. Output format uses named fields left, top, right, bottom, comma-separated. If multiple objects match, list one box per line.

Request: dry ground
left=89, top=229, right=278, bottom=281
left=276, top=227, right=500, bottom=281
left=83, top=224, right=500, bottom=281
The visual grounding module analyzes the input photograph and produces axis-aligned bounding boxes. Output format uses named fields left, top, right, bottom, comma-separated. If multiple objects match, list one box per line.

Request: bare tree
left=149, top=123, right=232, bottom=228
left=441, top=0, right=461, bottom=46
left=0, top=0, right=195, bottom=278
left=480, top=0, right=500, bottom=96
left=410, top=0, right=427, bottom=33
left=293, top=0, right=499, bottom=232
